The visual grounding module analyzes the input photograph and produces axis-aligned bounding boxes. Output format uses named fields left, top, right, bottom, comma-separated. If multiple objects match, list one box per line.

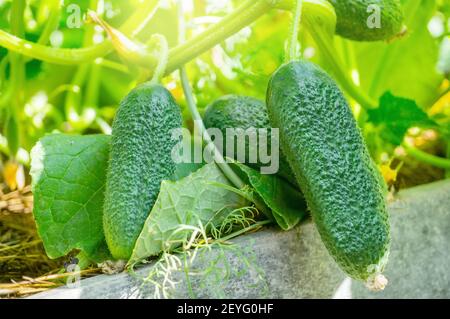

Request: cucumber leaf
left=229, top=162, right=307, bottom=231
left=30, top=134, right=111, bottom=261
left=367, top=92, right=438, bottom=145
left=129, top=163, right=248, bottom=265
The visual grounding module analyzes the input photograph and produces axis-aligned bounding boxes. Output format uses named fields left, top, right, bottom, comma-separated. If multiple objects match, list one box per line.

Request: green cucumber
left=203, top=95, right=297, bottom=186
left=267, top=61, right=390, bottom=288
left=328, top=0, right=404, bottom=41
left=103, top=82, right=182, bottom=260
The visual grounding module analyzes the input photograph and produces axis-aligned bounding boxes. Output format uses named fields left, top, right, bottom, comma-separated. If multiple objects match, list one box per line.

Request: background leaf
left=30, top=134, right=110, bottom=261
left=230, top=162, right=307, bottom=231
left=368, top=92, right=438, bottom=145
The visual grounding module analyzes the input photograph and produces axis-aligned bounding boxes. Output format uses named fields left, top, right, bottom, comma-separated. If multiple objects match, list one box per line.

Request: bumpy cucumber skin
left=203, top=95, right=296, bottom=186
left=103, top=83, right=182, bottom=260
left=328, top=0, right=404, bottom=41
left=267, top=61, right=390, bottom=281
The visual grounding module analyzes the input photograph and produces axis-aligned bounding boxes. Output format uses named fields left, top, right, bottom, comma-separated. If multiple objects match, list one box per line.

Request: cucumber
left=203, top=95, right=297, bottom=186
left=328, top=0, right=404, bottom=41
left=267, top=61, right=390, bottom=287
left=103, top=82, right=182, bottom=260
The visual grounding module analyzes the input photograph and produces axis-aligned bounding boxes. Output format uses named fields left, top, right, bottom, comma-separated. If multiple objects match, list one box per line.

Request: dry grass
left=0, top=183, right=101, bottom=298
left=0, top=268, right=100, bottom=297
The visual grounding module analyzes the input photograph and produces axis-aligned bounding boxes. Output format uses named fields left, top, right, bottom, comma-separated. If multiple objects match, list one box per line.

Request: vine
left=177, top=1, right=245, bottom=190
left=3, top=0, right=27, bottom=156
left=0, top=0, right=376, bottom=110
left=150, top=35, right=169, bottom=84
left=402, top=142, right=450, bottom=170
left=0, top=0, right=161, bottom=65
left=286, top=0, right=303, bottom=62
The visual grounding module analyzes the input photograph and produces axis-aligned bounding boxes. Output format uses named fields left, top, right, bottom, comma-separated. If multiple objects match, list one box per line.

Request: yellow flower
left=3, top=161, right=19, bottom=191
left=379, top=161, right=403, bottom=185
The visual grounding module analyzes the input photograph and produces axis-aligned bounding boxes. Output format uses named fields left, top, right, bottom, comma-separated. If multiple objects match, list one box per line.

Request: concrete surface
left=30, top=180, right=450, bottom=299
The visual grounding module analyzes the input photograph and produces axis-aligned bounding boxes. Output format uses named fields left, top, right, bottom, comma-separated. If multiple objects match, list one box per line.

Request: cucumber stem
left=178, top=1, right=245, bottom=190
left=402, top=142, right=450, bottom=170
left=85, top=63, right=101, bottom=108
left=64, top=65, right=89, bottom=121
left=35, top=0, right=61, bottom=46
left=4, top=0, right=26, bottom=156
left=0, top=0, right=59, bottom=99
left=179, top=70, right=244, bottom=190
left=84, top=0, right=101, bottom=106
left=0, top=63, right=13, bottom=108
left=286, top=0, right=303, bottom=62
left=95, top=58, right=130, bottom=74
left=150, top=35, right=169, bottom=84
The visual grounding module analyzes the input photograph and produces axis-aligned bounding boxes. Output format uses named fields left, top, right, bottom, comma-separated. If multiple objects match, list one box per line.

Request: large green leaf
left=30, top=134, right=110, bottom=261
left=129, top=163, right=247, bottom=265
left=229, top=162, right=307, bottom=231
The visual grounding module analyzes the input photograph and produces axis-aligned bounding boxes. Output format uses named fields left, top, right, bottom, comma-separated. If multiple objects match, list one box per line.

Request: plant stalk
left=150, top=35, right=169, bottom=84
left=402, top=143, right=450, bottom=170
left=286, top=0, right=303, bottom=62
left=0, top=0, right=273, bottom=71
left=4, top=0, right=27, bottom=155
left=0, top=0, right=161, bottom=64
left=177, top=0, right=245, bottom=190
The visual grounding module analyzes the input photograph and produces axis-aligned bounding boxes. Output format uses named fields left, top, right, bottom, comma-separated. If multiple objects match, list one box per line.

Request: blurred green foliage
left=0, top=0, right=448, bottom=167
